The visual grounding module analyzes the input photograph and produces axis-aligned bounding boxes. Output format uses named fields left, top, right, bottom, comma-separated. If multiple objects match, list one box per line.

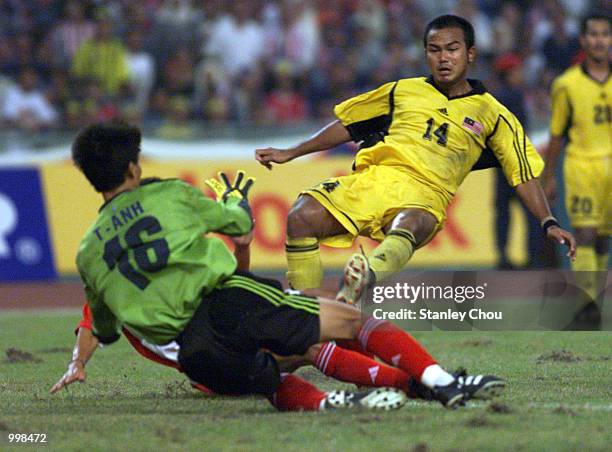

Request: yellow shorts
left=563, top=155, right=611, bottom=235
left=302, top=165, right=450, bottom=248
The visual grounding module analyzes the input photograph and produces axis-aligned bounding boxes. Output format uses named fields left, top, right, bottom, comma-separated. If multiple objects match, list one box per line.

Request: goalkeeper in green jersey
left=70, top=121, right=505, bottom=411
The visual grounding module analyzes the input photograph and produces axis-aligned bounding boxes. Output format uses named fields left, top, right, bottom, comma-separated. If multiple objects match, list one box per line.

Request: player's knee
left=390, top=209, right=437, bottom=245
left=574, top=228, right=598, bottom=246
left=338, top=309, right=364, bottom=339
left=287, top=196, right=323, bottom=237
left=304, top=343, right=323, bottom=364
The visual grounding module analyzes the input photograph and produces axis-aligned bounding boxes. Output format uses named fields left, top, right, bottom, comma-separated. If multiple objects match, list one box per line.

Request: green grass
left=1, top=311, right=611, bottom=451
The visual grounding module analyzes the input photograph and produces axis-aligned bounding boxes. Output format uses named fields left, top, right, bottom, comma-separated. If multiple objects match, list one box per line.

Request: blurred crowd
left=0, top=0, right=607, bottom=139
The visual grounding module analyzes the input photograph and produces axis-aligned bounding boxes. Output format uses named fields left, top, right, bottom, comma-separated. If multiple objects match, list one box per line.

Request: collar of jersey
left=425, top=76, right=487, bottom=99
left=580, top=62, right=611, bottom=85
left=97, top=178, right=164, bottom=213
left=98, top=189, right=132, bottom=213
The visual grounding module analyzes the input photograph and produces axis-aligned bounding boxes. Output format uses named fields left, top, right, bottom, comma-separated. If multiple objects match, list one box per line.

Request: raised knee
left=287, top=197, right=322, bottom=237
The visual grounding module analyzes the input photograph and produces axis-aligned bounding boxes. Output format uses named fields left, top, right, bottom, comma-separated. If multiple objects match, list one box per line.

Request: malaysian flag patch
left=462, top=117, right=484, bottom=136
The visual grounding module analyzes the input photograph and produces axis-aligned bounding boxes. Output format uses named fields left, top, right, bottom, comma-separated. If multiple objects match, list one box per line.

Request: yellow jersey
left=333, top=77, right=544, bottom=200
left=550, top=64, right=612, bottom=159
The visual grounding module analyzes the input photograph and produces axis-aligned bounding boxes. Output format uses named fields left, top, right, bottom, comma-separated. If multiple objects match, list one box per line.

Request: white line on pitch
left=404, top=400, right=612, bottom=411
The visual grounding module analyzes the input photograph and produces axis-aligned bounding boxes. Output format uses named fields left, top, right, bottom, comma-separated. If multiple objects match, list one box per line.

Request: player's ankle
left=420, top=364, right=454, bottom=389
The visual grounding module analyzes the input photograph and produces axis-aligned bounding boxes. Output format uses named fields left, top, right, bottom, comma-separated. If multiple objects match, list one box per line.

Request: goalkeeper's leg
left=317, top=299, right=505, bottom=407
left=269, top=373, right=406, bottom=411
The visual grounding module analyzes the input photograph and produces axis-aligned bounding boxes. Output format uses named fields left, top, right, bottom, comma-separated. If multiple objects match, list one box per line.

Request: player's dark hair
left=72, top=121, right=142, bottom=192
left=580, top=14, right=611, bottom=35
left=423, top=15, right=475, bottom=49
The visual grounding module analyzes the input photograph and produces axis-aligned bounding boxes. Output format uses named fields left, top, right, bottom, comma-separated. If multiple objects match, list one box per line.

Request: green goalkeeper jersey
left=76, top=179, right=253, bottom=344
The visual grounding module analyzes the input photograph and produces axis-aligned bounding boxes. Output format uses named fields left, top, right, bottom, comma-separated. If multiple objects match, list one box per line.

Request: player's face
left=425, top=27, right=475, bottom=86
left=580, top=19, right=611, bottom=63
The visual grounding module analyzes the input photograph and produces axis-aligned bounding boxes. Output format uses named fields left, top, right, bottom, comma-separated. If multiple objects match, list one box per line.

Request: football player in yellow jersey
left=543, top=14, right=611, bottom=328
left=256, top=15, right=576, bottom=292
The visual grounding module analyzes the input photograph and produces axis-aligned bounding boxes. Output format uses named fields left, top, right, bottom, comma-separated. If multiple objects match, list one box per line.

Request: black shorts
left=176, top=271, right=320, bottom=395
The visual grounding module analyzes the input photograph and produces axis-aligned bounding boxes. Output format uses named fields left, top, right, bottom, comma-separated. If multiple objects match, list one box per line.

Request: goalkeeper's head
left=72, top=120, right=142, bottom=193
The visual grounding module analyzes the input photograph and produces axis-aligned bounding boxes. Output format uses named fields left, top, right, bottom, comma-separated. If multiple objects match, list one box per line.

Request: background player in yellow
left=543, top=14, right=611, bottom=328
left=256, top=15, right=576, bottom=292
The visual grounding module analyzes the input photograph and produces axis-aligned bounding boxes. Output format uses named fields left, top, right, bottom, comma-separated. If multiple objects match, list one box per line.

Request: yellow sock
left=285, top=237, right=323, bottom=289
left=368, top=228, right=416, bottom=283
left=572, top=245, right=598, bottom=300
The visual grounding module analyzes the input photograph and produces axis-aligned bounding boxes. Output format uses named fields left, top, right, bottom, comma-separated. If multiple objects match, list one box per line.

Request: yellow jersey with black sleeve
left=301, top=77, right=544, bottom=248
left=333, top=76, right=544, bottom=199
left=550, top=64, right=612, bottom=159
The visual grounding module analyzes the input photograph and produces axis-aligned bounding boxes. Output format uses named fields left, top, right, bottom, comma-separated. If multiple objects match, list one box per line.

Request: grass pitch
left=1, top=310, right=611, bottom=451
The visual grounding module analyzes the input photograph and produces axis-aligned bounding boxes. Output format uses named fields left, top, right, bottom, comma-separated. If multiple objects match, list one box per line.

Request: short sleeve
left=487, top=110, right=544, bottom=186
left=333, top=81, right=397, bottom=142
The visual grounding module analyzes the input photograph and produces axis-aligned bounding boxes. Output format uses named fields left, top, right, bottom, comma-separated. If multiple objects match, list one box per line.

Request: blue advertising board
left=0, top=168, right=56, bottom=281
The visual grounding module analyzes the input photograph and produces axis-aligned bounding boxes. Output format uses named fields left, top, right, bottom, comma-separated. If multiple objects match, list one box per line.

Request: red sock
left=315, top=342, right=409, bottom=390
left=358, top=318, right=436, bottom=380
left=336, top=339, right=376, bottom=359
left=268, top=374, right=326, bottom=412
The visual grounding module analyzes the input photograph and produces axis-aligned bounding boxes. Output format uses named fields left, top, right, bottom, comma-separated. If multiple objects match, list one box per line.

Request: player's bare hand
left=542, top=176, right=557, bottom=203
left=230, top=230, right=254, bottom=248
left=255, top=148, right=294, bottom=170
left=547, top=226, right=576, bottom=260
left=50, top=360, right=86, bottom=394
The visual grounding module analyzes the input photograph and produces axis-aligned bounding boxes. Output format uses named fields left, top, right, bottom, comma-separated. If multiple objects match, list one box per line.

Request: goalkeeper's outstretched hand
left=205, top=171, right=255, bottom=201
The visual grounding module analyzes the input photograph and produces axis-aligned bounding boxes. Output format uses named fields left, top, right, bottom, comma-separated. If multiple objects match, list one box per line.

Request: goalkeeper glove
left=204, top=170, right=255, bottom=223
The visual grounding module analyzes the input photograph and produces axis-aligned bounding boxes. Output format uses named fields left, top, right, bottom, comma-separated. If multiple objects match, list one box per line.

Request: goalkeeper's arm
left=203, top=171, right=255, bottom=236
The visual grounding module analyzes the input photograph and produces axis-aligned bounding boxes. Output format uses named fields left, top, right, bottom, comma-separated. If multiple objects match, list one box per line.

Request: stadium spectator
left=155, top=96, right=196, bottom=139
left=0, top=34, right=50, bottom=80
left=160, top=47, right=196, bottom=97
left=49, top=1, right=96, bottom=69
left=541, top=4, right=581, bottom=71
left=152, top=0, right=202, bottom=62
left=264, top=61, right=308, bottom=124
left=204, top=0, right=266, bottom=78
left=124, top=30, right=155, bottom=113
left=1, top=67, right=57, bottom=132
left=64, top=79, right=120, bottom=130
left=492, top=2, right=523, bottom=54
left=233, top=65, right=266, bottom=124
left=72, top=16, right=130, bottom=96
left=193, top=60, right=231, bottom=121
left=280, top=0, right=321, bottom=74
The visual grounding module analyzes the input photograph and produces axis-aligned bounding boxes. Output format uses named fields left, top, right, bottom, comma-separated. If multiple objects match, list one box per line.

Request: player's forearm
left=542, top=135, right=563, bottom=180
left=234, top=244, right=250, bottom=271
left=218, top=197, right=254, bottom=236
left=287, top=120, right=351, bottom=160
left=515, top=178, right=555, bottom=222
left=72, top=327, right=99, bottom=366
